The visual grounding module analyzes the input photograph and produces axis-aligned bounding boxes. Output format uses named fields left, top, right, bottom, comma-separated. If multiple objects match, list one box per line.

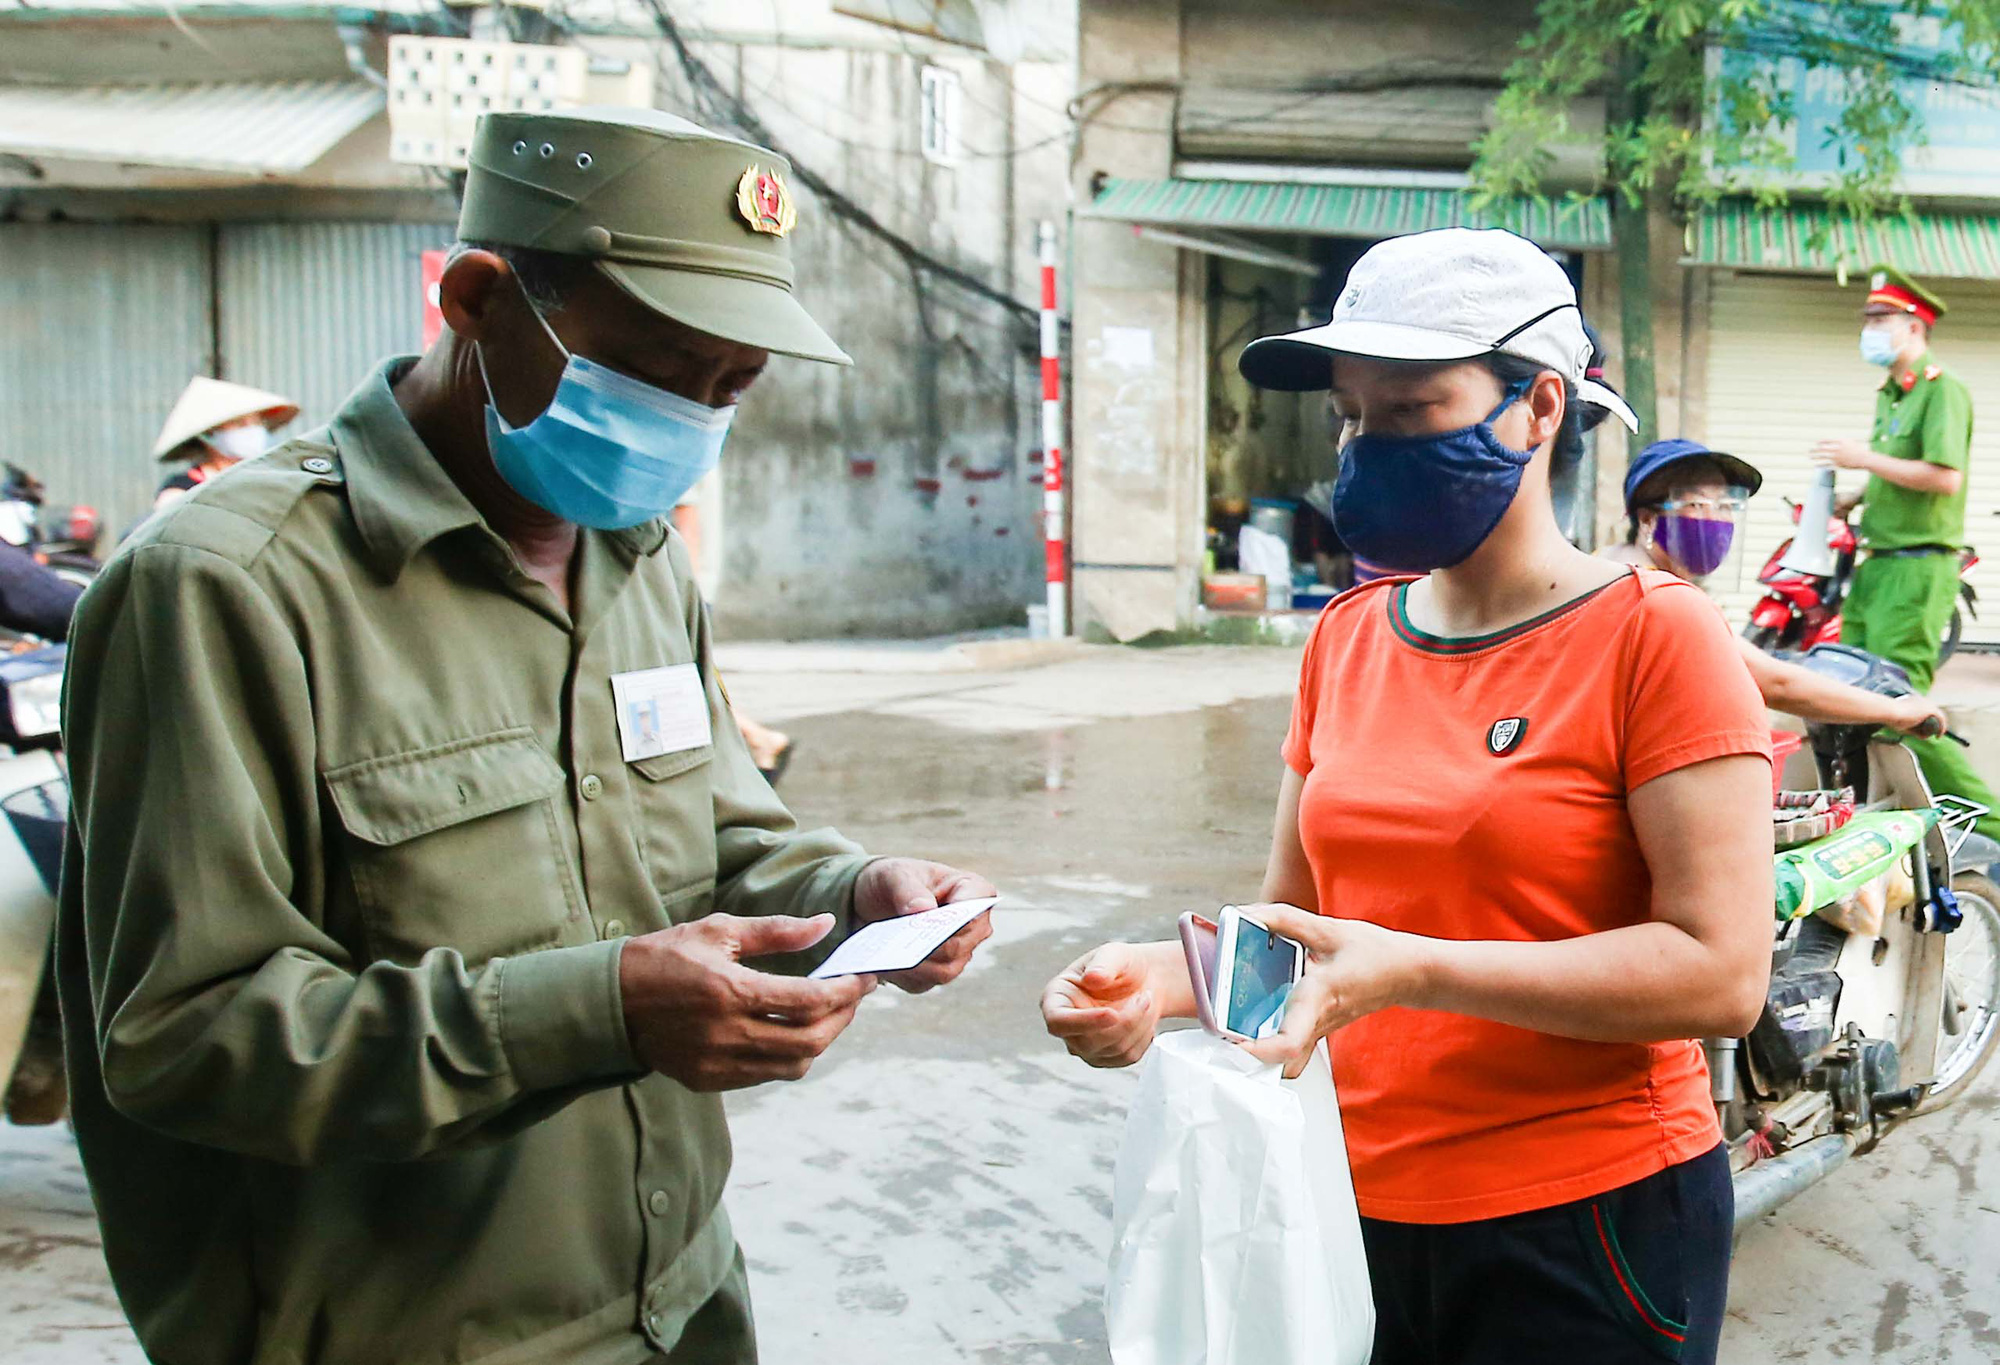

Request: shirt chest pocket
left=628, top=745, right=720, bottom=921
left=324, top=729, right=585, bottom=966
left=1877, top=404, right=1923, bottom=458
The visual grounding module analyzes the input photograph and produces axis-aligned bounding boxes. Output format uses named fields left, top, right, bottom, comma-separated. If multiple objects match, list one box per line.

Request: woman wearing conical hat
left=151, top=377, right=298, bottom=512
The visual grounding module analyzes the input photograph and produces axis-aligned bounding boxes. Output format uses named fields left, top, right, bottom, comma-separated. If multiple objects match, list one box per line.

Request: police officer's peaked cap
left=1864, top=263, right=1947, bottom=326
left=457, top=107, right=849, bottom=365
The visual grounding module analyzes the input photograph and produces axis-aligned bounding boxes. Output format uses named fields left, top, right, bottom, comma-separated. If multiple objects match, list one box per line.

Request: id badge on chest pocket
left=612, top=663, right=712, bottom=763
left=616, top=663, right=719, bottom=916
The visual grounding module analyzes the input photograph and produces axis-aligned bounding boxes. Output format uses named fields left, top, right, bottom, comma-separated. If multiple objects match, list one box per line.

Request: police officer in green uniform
left=58, top=107, right=995, bottom=1365
left=1814, top=263, right=2000, bottom=831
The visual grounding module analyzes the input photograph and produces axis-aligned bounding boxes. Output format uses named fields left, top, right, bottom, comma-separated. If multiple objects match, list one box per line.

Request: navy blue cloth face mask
left=1331, top=377, right=1535, bottom=573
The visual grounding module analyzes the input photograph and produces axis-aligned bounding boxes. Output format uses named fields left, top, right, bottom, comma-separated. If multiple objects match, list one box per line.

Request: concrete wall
left=572, top=19, right=1073, bottom=639
left=1180, top=0, right=1527, bottom=85
left=2, top=0, right=1075, bottom=640
left=1068, top=0, right=1204, bottom=640
left=1175, top=0, right=1601, bottom=182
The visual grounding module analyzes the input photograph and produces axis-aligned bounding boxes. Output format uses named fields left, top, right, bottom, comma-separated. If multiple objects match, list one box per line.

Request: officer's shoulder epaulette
left=128, top=434, right=346, bottom=570
left=1923, top=362, right=1973, bottom=398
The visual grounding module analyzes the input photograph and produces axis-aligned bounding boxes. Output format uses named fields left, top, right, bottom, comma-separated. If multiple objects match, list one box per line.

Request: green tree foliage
left=1469, top=0, right=2000, bottom=445
left=1473, top=0, right=2000, bottom=218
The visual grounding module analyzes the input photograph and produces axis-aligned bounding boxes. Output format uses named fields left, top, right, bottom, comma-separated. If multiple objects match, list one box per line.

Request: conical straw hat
left=152, top=377, right=300, bottom=460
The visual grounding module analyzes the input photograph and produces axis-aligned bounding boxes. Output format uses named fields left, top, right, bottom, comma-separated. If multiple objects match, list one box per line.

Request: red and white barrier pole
left=1038, top=220, right=1067, bottom=637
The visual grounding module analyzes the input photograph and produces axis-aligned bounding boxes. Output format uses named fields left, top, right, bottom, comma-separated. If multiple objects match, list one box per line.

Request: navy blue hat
left=1623, top=439, right=1763, bottom=513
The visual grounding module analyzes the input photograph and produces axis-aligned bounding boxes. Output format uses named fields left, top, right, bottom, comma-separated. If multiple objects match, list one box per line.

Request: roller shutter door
left=1705, top=270, right=2000, bottom=646
left=0, top=223, right=211, bottom=535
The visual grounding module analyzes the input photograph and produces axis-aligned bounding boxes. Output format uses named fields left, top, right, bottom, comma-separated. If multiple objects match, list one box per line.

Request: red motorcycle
left=1746, top=499, right=1979, bottom=662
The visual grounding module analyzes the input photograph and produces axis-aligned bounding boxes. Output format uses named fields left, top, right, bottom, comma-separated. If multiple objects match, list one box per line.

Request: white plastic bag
left=1106, top=1030, right=1374, bottom=1365
left=1236, top=525, right=1293, bottom=610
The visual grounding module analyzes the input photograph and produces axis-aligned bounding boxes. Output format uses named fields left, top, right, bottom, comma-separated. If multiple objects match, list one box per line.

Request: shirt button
left=579, top=773, right=604, bottom=800
left=646, top=1311, right=665, bottom=1336
left=301, top=456, right=334, bottom=475
left=601, top=918, right=626, bottom=940
left=648, top=1189, right=670, bottom=1216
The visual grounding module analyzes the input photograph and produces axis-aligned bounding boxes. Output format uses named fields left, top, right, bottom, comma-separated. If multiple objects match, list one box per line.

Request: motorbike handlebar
left=1911, top=716, right=1972, bottom=747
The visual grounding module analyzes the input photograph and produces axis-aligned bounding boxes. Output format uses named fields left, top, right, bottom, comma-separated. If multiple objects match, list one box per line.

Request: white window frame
left=920, top=65, right=963, bottom=167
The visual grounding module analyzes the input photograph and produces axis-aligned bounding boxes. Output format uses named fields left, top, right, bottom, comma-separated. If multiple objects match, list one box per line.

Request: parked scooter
left=1720, top=643, right=2000, bottom=1232
left=1746, top=475, right=1978, bottom=661
left=0, top=647, right=68, bottom=1124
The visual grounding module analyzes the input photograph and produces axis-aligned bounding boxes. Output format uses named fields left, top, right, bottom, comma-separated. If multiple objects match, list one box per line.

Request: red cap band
left=1867, top=283, right=1938, bottom=326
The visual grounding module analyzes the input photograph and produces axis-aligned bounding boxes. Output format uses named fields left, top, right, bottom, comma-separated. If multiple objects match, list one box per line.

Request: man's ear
left=438, top=250, right=512, bottom=341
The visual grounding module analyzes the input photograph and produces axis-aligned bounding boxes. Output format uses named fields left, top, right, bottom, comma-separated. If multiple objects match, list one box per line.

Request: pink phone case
left=1178, top=911, right=1222, bottom=1035
left=1212, top=905, right=1305, bottom=1042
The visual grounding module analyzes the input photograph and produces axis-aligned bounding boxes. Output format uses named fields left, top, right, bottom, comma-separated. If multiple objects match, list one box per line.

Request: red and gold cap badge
left=735, top=166, right=797, bottom=238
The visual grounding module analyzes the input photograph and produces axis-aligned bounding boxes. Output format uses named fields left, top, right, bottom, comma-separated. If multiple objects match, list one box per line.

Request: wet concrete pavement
left=722, top=697, right=1284, bottom=1364
left=6, top=642, right=2000, bottom=1362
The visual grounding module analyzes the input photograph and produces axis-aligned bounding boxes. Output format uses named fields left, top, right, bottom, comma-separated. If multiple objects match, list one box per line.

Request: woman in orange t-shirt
left=1042, top=229, right=1772, bottom=1364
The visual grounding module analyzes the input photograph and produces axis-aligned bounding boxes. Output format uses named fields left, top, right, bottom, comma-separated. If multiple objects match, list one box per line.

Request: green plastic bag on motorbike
left=1774, top=809, right=1938, bottom=922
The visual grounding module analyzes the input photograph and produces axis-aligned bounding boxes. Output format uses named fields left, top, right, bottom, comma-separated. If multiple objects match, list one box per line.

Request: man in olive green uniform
left=58, top=107, right=994, bottom=1365
left=1815, top=264, right=2000, bottom=830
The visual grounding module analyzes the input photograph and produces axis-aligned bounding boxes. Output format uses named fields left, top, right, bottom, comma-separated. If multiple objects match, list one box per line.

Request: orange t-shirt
left=1282, top=567, right=1770, bottom=1224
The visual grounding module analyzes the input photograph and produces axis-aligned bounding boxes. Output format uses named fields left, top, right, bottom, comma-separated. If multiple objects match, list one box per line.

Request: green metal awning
left=1087, top=177, right=1613, bottom=252
left=1688, top=201, right=2000, bottom=280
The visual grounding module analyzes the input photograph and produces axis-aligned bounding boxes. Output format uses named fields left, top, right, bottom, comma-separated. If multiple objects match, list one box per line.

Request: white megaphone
left=1779, top=467, right=1842, bottom=577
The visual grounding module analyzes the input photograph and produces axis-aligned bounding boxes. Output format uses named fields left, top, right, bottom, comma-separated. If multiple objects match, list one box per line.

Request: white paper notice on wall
left=1100, top=325, right=1156, bottom=370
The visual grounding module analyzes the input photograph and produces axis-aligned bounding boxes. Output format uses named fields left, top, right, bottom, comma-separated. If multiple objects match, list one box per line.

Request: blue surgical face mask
left=1859, top=327, right=1898, bottom=368
left=1331, top=378, right=1534, bottom=572
left=478, top=301, right=735, bottom=531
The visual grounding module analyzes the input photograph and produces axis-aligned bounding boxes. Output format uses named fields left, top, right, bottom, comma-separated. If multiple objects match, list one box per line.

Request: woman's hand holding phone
left=1237, top=904, right=1436, bottom=1079
left=1041, top=942, right=1184, bottom=1068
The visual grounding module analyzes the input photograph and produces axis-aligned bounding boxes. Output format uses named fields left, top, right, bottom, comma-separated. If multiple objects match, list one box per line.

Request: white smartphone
left=1209, top=905, right=1305, bottom=1042
left=1177, top=911, right=1221, bottom=1034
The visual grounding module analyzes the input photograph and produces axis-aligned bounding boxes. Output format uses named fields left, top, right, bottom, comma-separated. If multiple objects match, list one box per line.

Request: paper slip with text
left=808, top=898, right=999, bottom=979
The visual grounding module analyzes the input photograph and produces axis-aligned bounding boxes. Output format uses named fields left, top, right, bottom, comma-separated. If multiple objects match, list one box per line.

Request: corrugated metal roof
left=1087, top=177, right=1613, bottom=252
left=0, top=0, right=432, bottom=18
left=0, top=80, right=384, bottom=175
left=1688, top=200, right=2000, bottom=280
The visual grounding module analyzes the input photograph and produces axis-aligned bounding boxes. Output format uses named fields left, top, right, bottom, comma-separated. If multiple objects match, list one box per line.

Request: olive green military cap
left=1864, top=263, right=1947, bottom=325
left=458, top=106, right=850, bottom=364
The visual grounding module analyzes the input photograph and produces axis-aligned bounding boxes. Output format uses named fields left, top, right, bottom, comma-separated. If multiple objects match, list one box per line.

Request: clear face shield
left=1641, top=487, right=1751, bottom=595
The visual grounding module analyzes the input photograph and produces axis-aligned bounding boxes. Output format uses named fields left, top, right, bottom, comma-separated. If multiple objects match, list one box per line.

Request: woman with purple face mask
left=1601, top=438, right=1947, bottom=737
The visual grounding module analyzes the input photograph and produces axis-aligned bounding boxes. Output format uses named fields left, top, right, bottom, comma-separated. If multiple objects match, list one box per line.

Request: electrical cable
left=1709, top=12, right=2000, bottom=91
left=639, top=0, right=1038, bottom=325
left=658, top=15, right=1076, bottom=161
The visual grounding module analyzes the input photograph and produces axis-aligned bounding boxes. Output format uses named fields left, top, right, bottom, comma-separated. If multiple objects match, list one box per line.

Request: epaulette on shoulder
left=128, top=434, right=344, bottom=569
